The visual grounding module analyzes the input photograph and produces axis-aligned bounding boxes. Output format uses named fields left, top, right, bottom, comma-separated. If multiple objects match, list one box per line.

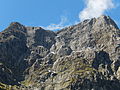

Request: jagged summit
left=95, top=15, right=119, bottom=29
left=2, top=15, right=119, bottom=33
left=80, top=15, right=119, bottom=29
left=0, top=15, right=120, bottom=90
left=57, top=15, right=119, bottom=34
left=10, top=22, right=22, bottom=26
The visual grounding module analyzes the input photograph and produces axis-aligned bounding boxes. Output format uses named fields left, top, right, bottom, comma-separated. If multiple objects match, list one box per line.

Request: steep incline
left=0, top=15, right=120, bottom=90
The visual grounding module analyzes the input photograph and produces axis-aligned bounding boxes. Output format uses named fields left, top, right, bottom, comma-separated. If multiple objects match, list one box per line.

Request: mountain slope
left=0, top=15, right=120, bottom=90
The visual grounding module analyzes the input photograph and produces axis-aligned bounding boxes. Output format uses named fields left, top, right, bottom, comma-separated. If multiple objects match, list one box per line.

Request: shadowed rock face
left=0, top=15, right=120, bottom=90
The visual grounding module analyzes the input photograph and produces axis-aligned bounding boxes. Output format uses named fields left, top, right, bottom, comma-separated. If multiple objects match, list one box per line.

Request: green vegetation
left=0, top=82, right=20, bottom=90
left=51, top=57, right=96, bottom=89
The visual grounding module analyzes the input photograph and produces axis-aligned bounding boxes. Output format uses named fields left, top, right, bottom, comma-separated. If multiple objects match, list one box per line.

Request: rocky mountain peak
left=95, top=15, right=119, bottom=29
left=0, top=15, right=120, bottom=90
left=10, top=22, right=22, bottom=26
left=6, top=22, right=26, bottom=33
left=78, top=15, right=119, bottom=30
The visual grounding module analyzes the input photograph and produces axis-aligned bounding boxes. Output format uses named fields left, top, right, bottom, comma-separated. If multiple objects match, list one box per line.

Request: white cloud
left=42, top=0, right=116, bottom=30
left=43, top=16, right=68, bottom=31
left=79, top=0, right=115, bottom=21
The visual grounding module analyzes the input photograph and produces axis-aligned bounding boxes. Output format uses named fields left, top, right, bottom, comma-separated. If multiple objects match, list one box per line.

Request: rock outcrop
left=0, top=15, right=120, bottom=90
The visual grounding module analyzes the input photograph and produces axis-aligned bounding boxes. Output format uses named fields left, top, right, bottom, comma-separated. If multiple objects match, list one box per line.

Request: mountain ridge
left=0, top=15, right=120, bottom=90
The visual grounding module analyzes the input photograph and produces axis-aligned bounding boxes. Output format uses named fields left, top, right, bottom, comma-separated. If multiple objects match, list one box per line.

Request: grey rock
left=0, top=15, right=120, bottom=90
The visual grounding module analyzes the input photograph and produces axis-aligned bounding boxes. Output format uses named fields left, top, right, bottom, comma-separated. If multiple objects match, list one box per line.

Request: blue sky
left=0, top=0, right=120, bottom=31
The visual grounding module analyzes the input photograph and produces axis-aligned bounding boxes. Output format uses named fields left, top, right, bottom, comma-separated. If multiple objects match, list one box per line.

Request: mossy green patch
left=0, top=82, right=20, bottom=90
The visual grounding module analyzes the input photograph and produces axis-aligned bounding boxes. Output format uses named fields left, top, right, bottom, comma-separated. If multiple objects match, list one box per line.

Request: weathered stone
left=0, top=15, right=120, bottom=90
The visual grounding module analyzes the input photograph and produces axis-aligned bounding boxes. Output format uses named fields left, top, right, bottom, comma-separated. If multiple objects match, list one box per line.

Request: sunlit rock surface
left=0, top=15, right=120, bottom=90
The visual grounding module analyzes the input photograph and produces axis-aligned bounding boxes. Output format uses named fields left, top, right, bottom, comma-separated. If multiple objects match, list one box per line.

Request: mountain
left=0, top=15, right=120, bottom=90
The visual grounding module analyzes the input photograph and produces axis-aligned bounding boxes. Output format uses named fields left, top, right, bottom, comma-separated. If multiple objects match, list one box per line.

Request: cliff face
left=0, top=15, right=120, bottom=90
